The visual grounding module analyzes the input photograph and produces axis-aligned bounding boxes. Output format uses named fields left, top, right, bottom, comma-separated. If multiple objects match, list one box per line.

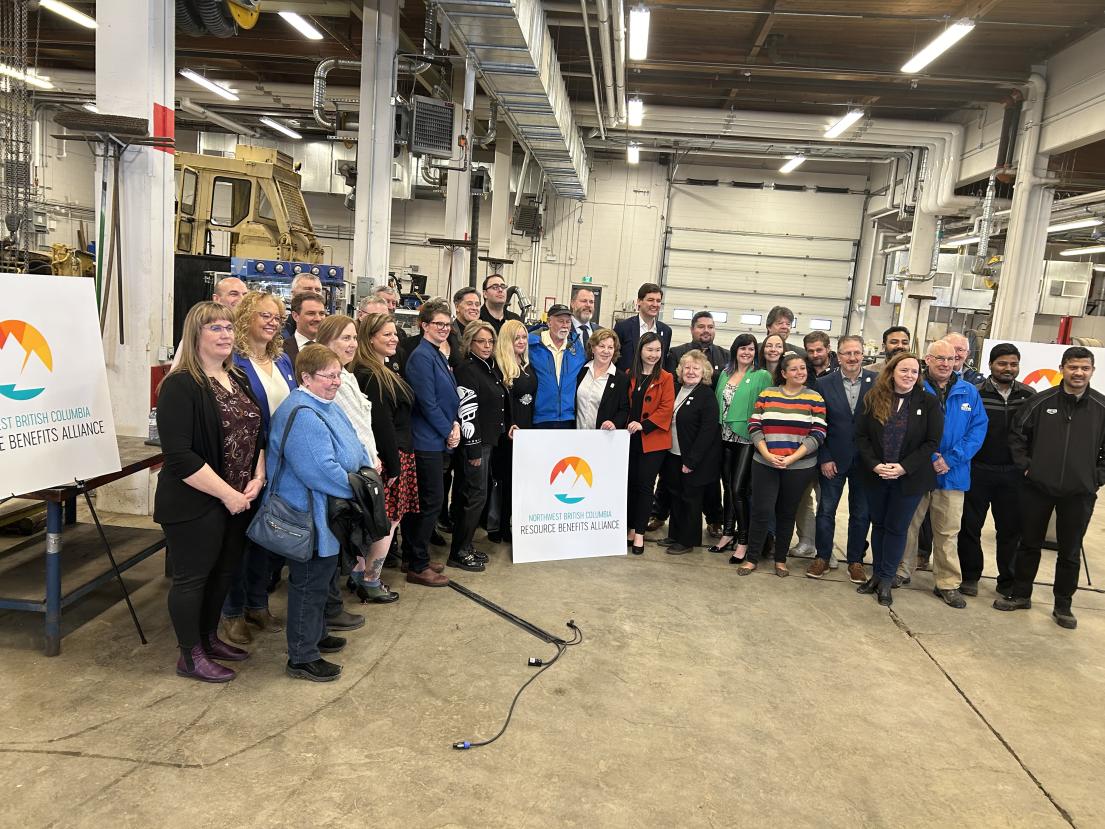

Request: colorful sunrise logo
left=1022, top=368, right=1061, bottom=389
left=0, top=320, right=53, bottom=401
left=550, top=456, right=594, bottom=504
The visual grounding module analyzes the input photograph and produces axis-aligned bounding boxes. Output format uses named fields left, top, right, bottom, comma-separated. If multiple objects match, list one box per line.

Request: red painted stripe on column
left=153, top=102, right=175, bottom=154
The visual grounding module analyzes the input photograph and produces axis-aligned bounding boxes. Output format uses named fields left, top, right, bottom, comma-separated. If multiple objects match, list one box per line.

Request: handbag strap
left=267, top=405, right=323, bottom=500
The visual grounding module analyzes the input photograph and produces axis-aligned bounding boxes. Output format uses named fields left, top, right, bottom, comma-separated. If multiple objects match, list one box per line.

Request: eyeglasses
left=256, top=311, right=278, bottom=322
left=428, top=321, right=452, bottom=330
left=204, top=324, right=234, bottom=334
left=485, top=283, right=507, bottom=291
left=312, top=371, right=342, bottom=382
left=930, top=356, right=955, bottom=363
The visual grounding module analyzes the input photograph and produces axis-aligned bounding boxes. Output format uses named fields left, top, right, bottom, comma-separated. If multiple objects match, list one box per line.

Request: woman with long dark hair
left=855, top=352, right=943, bottom=606
left=625, top=331, right=674, bottom=556
left=711, top=334, right=772, bottom=561
left=758, top=333, right=786, bottom=377
left=739, top=352, right=827, bottom=577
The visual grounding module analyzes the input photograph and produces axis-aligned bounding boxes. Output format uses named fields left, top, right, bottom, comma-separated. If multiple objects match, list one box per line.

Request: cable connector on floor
left=528, top=657, right=544, bottom=667
left=453, top=741, right=471, bottom=750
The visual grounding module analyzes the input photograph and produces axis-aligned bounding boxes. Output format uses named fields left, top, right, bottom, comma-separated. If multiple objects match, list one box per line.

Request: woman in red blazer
left=626, top=332, right=675, bottom=555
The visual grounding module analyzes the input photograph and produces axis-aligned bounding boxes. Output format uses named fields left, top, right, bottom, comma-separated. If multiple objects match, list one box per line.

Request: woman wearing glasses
left=266, top=345, right=371, bottom=681
left=155, top=302, right=266, bottom=683
left=219, top=291, right=295, bottom=646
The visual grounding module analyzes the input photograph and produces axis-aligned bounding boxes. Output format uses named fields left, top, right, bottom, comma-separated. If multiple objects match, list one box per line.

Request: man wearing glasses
left=897, top=339, right=988, bottom=608
left=479, top=275, right=522, bottom=333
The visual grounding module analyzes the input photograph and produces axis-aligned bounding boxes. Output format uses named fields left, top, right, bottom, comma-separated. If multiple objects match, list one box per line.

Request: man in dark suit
left=570, top=285, right=598, bottom=343
left=806, top=334, right=876, bottom=584
left=282, top=292, right=326, bottom=366
left=613, top=282, right=673, bottom=372
left=280, top=273, right=324, bottom=342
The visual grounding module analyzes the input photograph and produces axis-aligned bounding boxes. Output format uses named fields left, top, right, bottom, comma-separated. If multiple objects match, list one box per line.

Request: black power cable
left=448, top=580, right=583, bottom=750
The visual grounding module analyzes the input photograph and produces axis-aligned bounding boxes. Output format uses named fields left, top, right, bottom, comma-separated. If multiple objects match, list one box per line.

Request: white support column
left=441, top=62, right=473, bottom=297
left=352, top=0, right=399, bottom=286
left=95, top=0, right=174, bottom=514
left=897, top=208, right=938, bottom=346
left=489, top=121, right=514, bottom=260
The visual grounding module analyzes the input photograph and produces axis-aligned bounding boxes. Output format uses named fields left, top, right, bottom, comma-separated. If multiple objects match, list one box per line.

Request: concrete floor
left=1, top=503, right=1102, bottom=829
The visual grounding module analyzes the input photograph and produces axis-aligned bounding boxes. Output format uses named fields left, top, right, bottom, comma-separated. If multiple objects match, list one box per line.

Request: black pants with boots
left=1009, top=481, right=1095, bottom=610
left=958, top=464, right=1022, bottom=593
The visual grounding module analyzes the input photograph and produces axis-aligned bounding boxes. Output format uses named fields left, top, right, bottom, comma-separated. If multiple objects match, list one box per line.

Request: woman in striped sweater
left=738, top=352, right=827, bottom=576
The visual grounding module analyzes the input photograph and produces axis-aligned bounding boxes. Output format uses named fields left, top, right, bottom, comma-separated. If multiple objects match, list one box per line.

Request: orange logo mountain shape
left=550, top=456, right=593, bottom=504
left=0, top=319, right=53, bottom=401
left=1022, top=368, right=1061, bottom=388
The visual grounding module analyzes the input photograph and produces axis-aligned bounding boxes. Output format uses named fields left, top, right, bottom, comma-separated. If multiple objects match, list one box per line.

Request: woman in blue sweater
left=267, top=345, right=370, bottom=682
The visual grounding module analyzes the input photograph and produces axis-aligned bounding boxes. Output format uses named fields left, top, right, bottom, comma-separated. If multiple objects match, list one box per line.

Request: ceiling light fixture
left=627, top=96, right=644, bottom=127
left=629, top=5, right=650, bottom=61
left=901, top=18, right=975, bottom=74
left=39, top=0, right=97, bottom=29
left=278, top=11, right=324, bottom=40
left=940, top=235, right=981, bottom=248
left=779, top=154, right=806, bottom=174
left=0, top=63, right=53, bottom=89
left=1060, top=245, right=1105, bottom=257
left=180, top=68, right=239, bottom=101
left=1047, top=217, right=1104, bottom=234
left=82, top=102, right=99, bottom=113
left=627, top=143, right=640, bottom=164
left=824, top=109, right=865, bottom=139
left=260, top=116, right=302, bottom=139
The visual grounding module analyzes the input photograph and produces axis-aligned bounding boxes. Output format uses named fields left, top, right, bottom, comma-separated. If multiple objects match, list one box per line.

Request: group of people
left=154, top=273, right=1105, bottom=686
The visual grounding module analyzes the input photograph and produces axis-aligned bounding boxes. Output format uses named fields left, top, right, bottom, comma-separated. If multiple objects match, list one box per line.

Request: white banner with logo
left=0, top=274, right=120, bottom=495
left=980, top=339, right=1105, bottom=392
left=512, top=429, right=630, bottom=563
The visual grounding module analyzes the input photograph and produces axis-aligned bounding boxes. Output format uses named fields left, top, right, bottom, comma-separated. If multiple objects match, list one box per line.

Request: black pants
left=958, top=465, right=1022, bottom=592
left=491, top=435, right=514, bottom=538
left=451, top=445, right=492, bottom=555
left=720, top=441, right=755, bottom=542
left=438, top=450, right=461, bottom=527
left=628, top=444, right=665, bottom=535
left=163, top=504, right=252, bottom=649
left=747, top=462, right=818, bottom=564
left=1009, top=482, right=1095, bottom=610
left=653, top=463, right=721, bottom=526
left=400, top=450, right=446, bottom=573
left=664, top=453, right=705, bottom=547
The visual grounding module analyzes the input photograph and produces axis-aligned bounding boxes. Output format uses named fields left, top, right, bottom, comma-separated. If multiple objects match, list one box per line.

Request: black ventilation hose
left=175, top=0, right=206, bottom=36
left=194, top=0, right=237, bottom=38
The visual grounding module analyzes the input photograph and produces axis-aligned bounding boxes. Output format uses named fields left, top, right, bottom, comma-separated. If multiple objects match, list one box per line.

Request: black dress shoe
left=656, top=537, right=676, bottom=547
left=436, top=518, right=454, bottom=534
left=959, top=580, right=979, bottom=597
left=856, top=577, right=879, bottom=595
left=708, top=539, right=736, bottom=554
left=318, top=635, right=347, bottom=653
left=447, top=552, right=485, bottom=572
left=466, top=545, right=489, bottom=563
left=877, top=581, right=893, bottom=607
left=486, top=532, right=503, bottom=544
left=430, top=531, right=447, bottom=546
left=286, top=658, right=342, bottom=682
left=665, top=543, right=694, bottom=555
left=630, top=544, right=644, bottom=556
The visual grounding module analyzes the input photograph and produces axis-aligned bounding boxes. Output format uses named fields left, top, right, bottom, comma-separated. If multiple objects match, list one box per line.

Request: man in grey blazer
left=806, top=334, right=877, bottom=583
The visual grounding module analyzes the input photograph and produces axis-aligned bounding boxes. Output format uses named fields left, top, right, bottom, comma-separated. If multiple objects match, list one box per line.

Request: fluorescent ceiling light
left=1047, top=217, right=1103, bottom=233
left=1060, top=245, right=1105, bottom=257
left=39, top=0, right=97, bottom=29
left=0, top=63, right=53, bottom=89
left=627, top=144, right=640, bottom=164
left=82, top=102, right=99, bottom=113
left=779, top=155, right=805, bottom=174
left=179, top=68, right=239, bottom=101
left=278, top=11, right=323, bottom=40
left=824, top=109, right=865, bottom=139
left=940, top=235, right=981, bottom=248
left=260, top=116, right=302, bottom=139
left=901, top=18, right=975, bottom=74
left=629, top=5, right=650, bottom=61
left=627, top=96, right=644, bottom=127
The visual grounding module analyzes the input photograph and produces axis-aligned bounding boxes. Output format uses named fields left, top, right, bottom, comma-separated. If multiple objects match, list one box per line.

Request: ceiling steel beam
left=746, top=0, right=777, bottom=63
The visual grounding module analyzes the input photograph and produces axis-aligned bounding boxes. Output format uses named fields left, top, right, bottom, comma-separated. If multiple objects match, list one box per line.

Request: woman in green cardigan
left=711, top=334, right=772, bottom=561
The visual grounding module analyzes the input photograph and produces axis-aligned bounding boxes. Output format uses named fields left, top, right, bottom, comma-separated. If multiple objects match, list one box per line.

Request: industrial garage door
left=660, top=176, right=865, bottom=346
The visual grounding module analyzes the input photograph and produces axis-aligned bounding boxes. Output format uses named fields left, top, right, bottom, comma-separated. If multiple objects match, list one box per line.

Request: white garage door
left=661, top=176, right=865, bottom=347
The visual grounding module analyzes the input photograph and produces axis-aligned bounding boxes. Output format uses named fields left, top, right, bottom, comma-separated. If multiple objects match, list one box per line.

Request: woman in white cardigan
left=316, top=316, right=398, bottom=602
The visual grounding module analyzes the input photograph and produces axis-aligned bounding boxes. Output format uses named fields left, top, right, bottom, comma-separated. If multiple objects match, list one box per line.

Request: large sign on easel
left=0, top=274, right=120, bottom=495
left=512, top=429, right=630, bottom=564
left=980, top=339, right=1105, bottom=393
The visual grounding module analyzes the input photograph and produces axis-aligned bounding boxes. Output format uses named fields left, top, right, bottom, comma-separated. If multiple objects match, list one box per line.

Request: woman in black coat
left=855, top=352, right=944, bottom=606
left=489, top=319, right=537, bottom=543
left=660, top=350, right=722, bottom=553
left=574, top=327, right=630, bottom=430
left=155, top=302, right=266, bottom=683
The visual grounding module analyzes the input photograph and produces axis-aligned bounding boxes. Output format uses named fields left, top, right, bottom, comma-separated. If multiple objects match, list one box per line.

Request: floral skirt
left=385, top=449, right=419, bottom=523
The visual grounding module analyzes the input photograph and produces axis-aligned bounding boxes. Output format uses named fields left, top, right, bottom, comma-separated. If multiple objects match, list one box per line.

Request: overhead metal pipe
left=579, top=0, right=607, bottom=140
left=611, top=0, right=627, bottom=122
left=595, top=0, right=617, bottom=123
left=179, top=97, right=258, bottom=137
left=313, top=58, right=361, bottom=130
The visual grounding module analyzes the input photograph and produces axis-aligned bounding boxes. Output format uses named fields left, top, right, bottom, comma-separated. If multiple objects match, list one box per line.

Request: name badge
left=1046, top=408, right=1058, bottom=415
left=960, top=403, right=972, bottom=411
left=916, top=409, right=922, bottom=415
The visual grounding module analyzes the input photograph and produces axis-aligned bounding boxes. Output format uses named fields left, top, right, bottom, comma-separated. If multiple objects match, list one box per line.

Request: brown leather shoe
left=805, top=558, right=829, bottom=579
left=244, top=608, right=284, bottom=633
left=400, top=561, right=446, bottom=574
left=646, top=516, right=664, bottom=533
left=847, top=563, right=867, bottom=584
left=406, top=567, right=450, bottom=587
left=221, top=615, right=253, bottom=645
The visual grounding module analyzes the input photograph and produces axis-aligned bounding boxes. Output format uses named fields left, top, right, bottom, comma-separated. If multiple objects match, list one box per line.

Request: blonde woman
left=489, top=319, right=537, bottom=543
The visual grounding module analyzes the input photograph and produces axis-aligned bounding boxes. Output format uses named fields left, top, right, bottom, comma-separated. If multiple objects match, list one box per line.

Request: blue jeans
left=815, top=464, right=870, bottom=563
left=864, top=480, right=923, bottom=583
left=285, top=552, right=338, bottom=664
left=221, top=540, right=271, bottom=617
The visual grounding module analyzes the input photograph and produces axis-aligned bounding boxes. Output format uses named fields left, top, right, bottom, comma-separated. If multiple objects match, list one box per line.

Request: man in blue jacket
left=806, top=335, right=876, bottom=584
left=897, top=339, right=988, bottom=608
left=529, top=304, right=587, bottom=428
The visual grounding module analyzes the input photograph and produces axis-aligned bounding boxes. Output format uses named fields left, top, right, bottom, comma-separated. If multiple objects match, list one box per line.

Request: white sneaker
left=828, top=554, right=839, bottom=570
left=789, top=541, right=816, bottom=559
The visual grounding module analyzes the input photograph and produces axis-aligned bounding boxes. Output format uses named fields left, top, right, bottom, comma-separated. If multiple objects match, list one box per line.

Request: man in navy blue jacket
left=529, top=304, right=587, bottom=428
left=613, top=283, right=672, bottom=372
left=806, top=335, right=876, bottom=584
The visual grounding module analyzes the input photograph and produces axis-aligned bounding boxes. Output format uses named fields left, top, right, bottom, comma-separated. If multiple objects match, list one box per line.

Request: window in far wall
left=808, top=318, right=832, bottom=331
left=740, top=313, right=762, bottom=326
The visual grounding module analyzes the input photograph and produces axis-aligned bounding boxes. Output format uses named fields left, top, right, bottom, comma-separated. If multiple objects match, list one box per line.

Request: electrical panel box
left=1039, top=260, right=1092, bottom=316
left=410, top=95, right=455, bottom=159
